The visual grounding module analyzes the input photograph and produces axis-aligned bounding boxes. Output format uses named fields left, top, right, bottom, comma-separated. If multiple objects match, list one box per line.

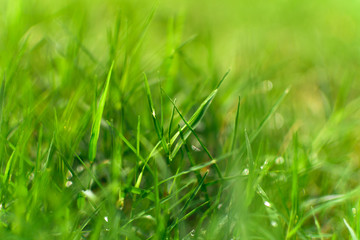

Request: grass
left=1, top=0, right=360, bottom=239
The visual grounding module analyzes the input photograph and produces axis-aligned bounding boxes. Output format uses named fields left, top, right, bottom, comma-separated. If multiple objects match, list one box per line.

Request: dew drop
left=76, top=165, right=84, bottom=172
left=66, top=170, right=73, bottom=179
left=271, top=220, right=278, bottom=227
left=191, top=145, right=201, bottom=152
left=242, top=168, right=249, bottom=175
left=275, top=156, right=284, bottom=165
left=263, top=80, right=273, bottom=91
left=104, top=216, right=109, bottom=222
left=264, top=201, right=271, bottom=207
left=65, top=181, right=73, bottom=187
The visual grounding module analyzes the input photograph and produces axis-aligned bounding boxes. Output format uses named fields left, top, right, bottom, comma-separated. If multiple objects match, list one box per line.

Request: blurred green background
left=1, top=0, right=360, bottom=239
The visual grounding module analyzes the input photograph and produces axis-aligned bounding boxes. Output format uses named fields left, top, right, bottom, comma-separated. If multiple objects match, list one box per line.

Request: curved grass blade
left=169, top=70, right=230, bottom=159
left=164, top=90, right=223, bottom=178
left=89, top=61, right=114, bottom=162
left=344, top=218, right=358, bottom=240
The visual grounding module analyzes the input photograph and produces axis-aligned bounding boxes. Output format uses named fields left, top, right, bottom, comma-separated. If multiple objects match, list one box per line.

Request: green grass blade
left=250, top=87, right=290, bottom=142
left=245, top=129, right=255, bottom=206
left=344, top=218, right=358, bottom=240
left=143, top=73, right=169, bottom=158
left=286, top=133, right=300, bottom=239
left=169, top=70, right=230, bottom=156
left=89, top=61, right=114, bottom=162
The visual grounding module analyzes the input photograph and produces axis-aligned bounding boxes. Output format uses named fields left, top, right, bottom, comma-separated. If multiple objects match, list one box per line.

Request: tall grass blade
left=169, top=70, right=230, bottom=159
left=89, top=61, right=114, bottom=162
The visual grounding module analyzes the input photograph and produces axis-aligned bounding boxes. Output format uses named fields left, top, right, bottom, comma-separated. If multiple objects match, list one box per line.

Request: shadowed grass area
left=0, top=0, right=360, bottom=239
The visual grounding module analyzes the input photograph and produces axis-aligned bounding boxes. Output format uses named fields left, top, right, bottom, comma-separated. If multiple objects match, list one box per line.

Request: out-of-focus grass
left=0, top=0, right=360, bottom=239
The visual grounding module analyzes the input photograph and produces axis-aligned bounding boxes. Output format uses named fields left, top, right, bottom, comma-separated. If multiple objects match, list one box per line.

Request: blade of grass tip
left=168, top=88, right=217, bottom=149
left=89, top=62, right=114, bottom=162
left=131, top=1, right=158, bottom=56
left=231, top=87, right=290, bottom=163
left=134, top=141, right=161, bottom=188
left=143, top=73, right=169, bottom=157
left=168, top=98, right=176, bottom=144
left=286, top=133, right=299, bottom=239
left=226, top=96, right=241, bottom=176
left=107, top=120, right=144, bottom=161
left=216, top=69, right=230, bottom=89
left=3, top=147, right=16, bottom=186
left=250, top=87, right=290, bottom=142
left=164, top=90, right=223, bottom=178
left=344, top=218, right=358, bottom=240
left=231, top=96, right=241, bottom=153
left=169, top=70, right=230, bottom=158
left=43, top=133, right=54, bottom=170
left=107, top=120, right=154, bottom=188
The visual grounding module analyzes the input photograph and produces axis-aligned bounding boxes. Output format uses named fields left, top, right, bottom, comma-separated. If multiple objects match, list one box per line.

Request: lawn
left=1, top=0, right=360, bottom=239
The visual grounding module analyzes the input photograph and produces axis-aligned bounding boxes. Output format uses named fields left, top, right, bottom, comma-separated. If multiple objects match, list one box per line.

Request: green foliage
left=1, top=0, right=360, bottom=239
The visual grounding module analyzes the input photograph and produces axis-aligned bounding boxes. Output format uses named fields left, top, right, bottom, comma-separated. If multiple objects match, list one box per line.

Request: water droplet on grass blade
left=191, top=145, right=201, bottom=152
left=271, top=220, right=278, bottom=227
left=263, top=80, right=273, bottom=91
left=264, top=201, right=271, bottom=207
left=242, top=168, right=249, bottom=175
left=76, top=165, right=84, bottom=172
left=82, top=189, right=97, bottom=201
left=66, top=170, right=72, bottom=179
left=65, top=181, right=73, bottom=187
left=275, top=156, right=284, bottom=165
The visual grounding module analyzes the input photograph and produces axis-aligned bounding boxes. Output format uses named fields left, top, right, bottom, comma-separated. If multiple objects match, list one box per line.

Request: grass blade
left=143, top=73, right=169, bottom=158
left=89, top=61, right=114, bottom=162
left=169, top=70, right=230, bottom=159
left=344, top=218, right=358, bottom=240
